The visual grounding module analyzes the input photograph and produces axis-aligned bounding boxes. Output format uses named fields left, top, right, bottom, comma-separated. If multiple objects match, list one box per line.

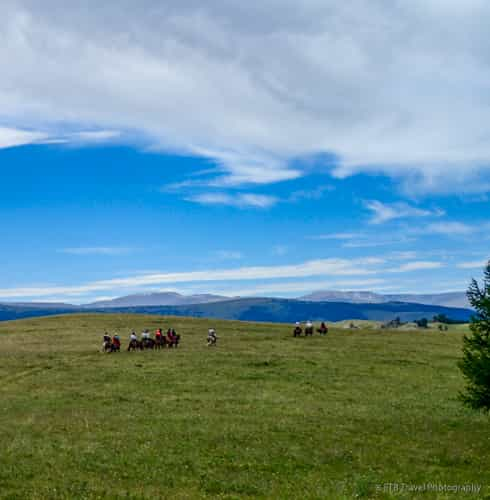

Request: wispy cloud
left=312, top=232, right=363, bottom=241
left=457, top=259, right=489, bottom=269
left=201, top=278, right=388, bottom=298
left=0, top=127, right=48, bottom=149
left=271, top=245, right=288, bottom=256
left=68, top=130, right=121, bottom=142
left=214, top=250, right=243, bottom=260
left=187, top=192, right=278, bottom=208
left=0, top=257, right=385, bottom=300
left=365, top=200, right=443, bottom=224
left=288, top=185, right=333, bottom=202
left=58, top=247, right=134, bottom=256
left=389, top=261, right=443, bottom=272
left=426, top=222, right=476, bottom=236
left=0, top=127, right=120, bottom=149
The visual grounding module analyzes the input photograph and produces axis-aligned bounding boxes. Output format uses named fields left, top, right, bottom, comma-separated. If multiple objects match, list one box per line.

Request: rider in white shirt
left=207, top=328, right=217, bottom=345
left=130, top=331, right=138, bottom=342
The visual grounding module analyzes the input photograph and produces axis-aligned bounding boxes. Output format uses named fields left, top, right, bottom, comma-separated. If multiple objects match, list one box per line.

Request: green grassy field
left=0, top=314, right=488, bottom=499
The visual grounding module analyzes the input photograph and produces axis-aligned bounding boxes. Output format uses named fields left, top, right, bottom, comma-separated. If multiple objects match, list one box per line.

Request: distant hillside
left=0, top=304, right=76, bottom=322
left=0, top=297, right=473, bottom=323
left=85, top=292, right=230, bottom=308
left=300, top=291, right=469, bottom=309
left=97, top=298, right=473, bottom=323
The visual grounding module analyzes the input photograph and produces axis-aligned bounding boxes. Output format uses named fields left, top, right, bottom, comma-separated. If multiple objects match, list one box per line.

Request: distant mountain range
left=84, top=292, right=230, bottom=308
left=0, top=290, right=470, bottom=311
left=98, top=298, right=472, bottom=323
left=300, top=291, right=469, bottom=309
left=0, top=295, right=473, bottom=324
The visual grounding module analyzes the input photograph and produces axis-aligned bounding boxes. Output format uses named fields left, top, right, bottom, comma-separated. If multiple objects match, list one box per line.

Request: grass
left=0, top=314, right=488, bottom=499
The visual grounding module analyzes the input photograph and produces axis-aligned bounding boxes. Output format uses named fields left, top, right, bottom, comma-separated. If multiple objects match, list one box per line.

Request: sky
left=1, top=1, right=489, bottom=304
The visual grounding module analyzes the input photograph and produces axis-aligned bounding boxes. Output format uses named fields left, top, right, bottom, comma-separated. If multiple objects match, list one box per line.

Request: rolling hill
left=0, top=297, right=473, bottom=323
left=101, top=297, right=472, bottom=323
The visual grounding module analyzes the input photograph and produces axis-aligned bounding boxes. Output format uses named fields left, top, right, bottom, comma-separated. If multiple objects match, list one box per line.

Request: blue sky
left=1, top=1, right=489, bottom=303
left=1, top=142, right=488, bottom=303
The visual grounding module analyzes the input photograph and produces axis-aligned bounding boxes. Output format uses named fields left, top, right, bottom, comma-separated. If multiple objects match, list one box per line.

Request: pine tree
left=458, top=260, right=490, bottom=410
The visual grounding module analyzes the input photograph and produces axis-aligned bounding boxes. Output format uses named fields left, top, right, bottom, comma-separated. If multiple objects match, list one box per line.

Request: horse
left=293, top=326, right=302, bottom=337
left=111, top=341, right=121, bottom=352
left=102, top=339, right=113, bottom=353
left=154, top=335, right=166, bottom=350
left=142, top=337, right=156, bottom=350
left=317, top=323, right=328, bottom=336
left=127, top=339, right=142, bottom=352
left=304, top=325, right=314, bottom=336
left=166, top=330, right=180, bottom=348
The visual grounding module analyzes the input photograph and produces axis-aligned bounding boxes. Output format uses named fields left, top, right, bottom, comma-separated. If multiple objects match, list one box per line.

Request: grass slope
left=0, top=314, right=488, bottom=499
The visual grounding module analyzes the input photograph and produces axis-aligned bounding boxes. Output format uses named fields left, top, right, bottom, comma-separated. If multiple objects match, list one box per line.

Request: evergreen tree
left=458, top=260, right=490, bottom=410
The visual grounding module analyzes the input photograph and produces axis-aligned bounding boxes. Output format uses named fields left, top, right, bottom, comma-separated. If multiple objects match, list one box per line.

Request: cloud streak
left=365, top=200, right=442, bottom=224
left=58, top=247, right=134, bottom=256
left=0, top=256, right=452, bottom=301
left=187, top=192, right=278, bottom=208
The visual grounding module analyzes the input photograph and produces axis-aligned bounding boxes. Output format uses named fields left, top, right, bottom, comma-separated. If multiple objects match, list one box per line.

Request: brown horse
left=127, top=339, right=142, bottom=351
left=317, top=323, right=328, bottom=335
left=154, top=335, right=166, bottom=350
left=142, top=337, right=156, bottom=350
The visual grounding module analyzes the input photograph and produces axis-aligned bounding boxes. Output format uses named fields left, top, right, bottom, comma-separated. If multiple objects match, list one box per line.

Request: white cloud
left=288, top=185, right=333, bottom=202
left=389, top=261, right=443, bottom=272
left=0, top=127, right=119, bottom=149
left=0, top=127, right=48, bottom=149
left=2, top=2, right=490, bottom=191
left=426, top=222, right=476, bottom=236
left=0, top=257, right=384, bottom=299
left=187, top=192, right=278, bottom=208
left=58, top=247, right=133, bottom=256
left=365, top=200, right=442, bottom=224
left=457, top=259, right=489, bottom=269
left=271, top=245, right=288, bottom=256
left=389, top=251, right=419, bottom=260
left=215, top=250, right=243, bottom=260
left=313, top=232, right=363, bottom=240
left=68, top=130, right=121, bottom=142
left=202, top=278, right=388, bottom=298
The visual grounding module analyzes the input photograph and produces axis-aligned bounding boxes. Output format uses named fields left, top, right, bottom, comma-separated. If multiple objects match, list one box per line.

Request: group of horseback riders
left=293, top=321, right=328, bottom=337
left=102, top=321, right=325, bottom=352
left=102, top=326, right=220, bottom=352
left=102, top=328, right=181, bottom=353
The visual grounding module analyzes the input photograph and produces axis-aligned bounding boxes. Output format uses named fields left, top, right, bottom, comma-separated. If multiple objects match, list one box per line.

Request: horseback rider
left=293, top=322, right=302, bottom=337
left=127, top=331, right=139, bottom=351
left=166, top=328, right=175, bottom=347
left=112, top=334, right=121, bottom=351
left=102, top=332, right=112, bottom=351
left=171, top=328, right=180, bottom=347
left=318, top=322, right=328, bottom=335
left=305, top=320, right=314, bottom=336
left=207, top=328, right=217, bottom=346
